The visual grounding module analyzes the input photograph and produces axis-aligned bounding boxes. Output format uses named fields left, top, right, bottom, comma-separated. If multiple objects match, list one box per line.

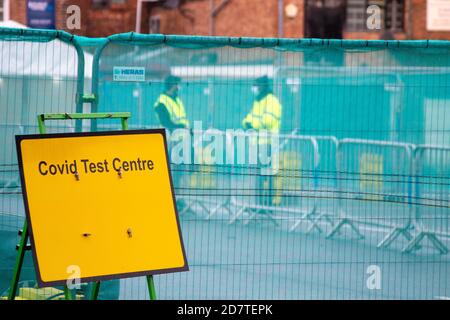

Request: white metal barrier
left=0, top=124, right=24, bottom=190
left=403, top=145, right=450, bottom=254
left=226, top=133, right=321, bottom=231
left=172, top=128, right=247, bottom=219
left=169, top=130, right=449, bottom=255
left=328, top=139, right=415, bottom=247
left=289, top=136, right=340, bottom=234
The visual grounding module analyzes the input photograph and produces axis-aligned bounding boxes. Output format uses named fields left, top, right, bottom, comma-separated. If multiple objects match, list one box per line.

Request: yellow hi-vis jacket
left=154, top=93, right=190, bottom=128
left=242, top=93, right=282, bottom=143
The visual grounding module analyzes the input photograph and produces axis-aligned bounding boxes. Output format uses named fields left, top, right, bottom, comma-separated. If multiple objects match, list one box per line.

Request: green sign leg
left=37, top=115, right=47, bottom=134
left=91, top=281, right=101, bottom=300
left=121, top=117, right=128, bottom=130
left=8, top=221, right=29, bottom=300
left=147, top=275, right=157, bottom=300
left=64, top=285, right=72, bottom=300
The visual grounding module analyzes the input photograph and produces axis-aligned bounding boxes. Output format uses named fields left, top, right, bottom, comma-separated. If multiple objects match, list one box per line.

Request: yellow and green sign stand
left=9, top=113, right=188, bottom=300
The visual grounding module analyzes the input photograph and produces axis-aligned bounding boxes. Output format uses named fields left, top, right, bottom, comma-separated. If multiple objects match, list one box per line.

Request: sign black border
left=15, top=128, right=189, bottom=288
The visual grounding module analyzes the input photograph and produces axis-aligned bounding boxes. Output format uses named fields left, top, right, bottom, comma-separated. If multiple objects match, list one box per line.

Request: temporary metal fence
left=296, top=136, right=340, bottom=234
left=171, top=131, right=449, bottom=256
left=0, top=27, right=93, bottom=300
left=227, top=133, right=319, bottom=229
left=174, top=128, right=237, bottom=220
left=329, top=139, right=415, bottom=246
left=404, top=145, right=450, bottom=254
left=1, top=27, right=450, bottom=299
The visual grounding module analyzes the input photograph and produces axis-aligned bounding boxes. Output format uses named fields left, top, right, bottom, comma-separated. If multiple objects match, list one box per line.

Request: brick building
left=2, top=0, right=450, bottom=40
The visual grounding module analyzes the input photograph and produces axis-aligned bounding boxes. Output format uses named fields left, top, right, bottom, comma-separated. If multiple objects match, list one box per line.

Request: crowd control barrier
left=173, top=128, right=236, bottom=219
left=328, top=139, right=415, bottom=246
left=2, top=27, right=450, bottom=299
left=403, top=145, right=450, bottom=254
left=289, top=135, right=340, bottom=234
left=226, top=133, right=321, bottom=230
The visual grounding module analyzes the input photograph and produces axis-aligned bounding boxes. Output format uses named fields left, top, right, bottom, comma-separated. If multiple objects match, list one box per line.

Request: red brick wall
left=409, top=0, right=450, bottom=40
left=213, top=0, right=278, bottom=37
left=9, top=0, right=136, bottom=37
left=84, top=1, right=137, bottom=37
left=7, top=0, right=450, bottom=40
left=344, top=0, right=450, bottom=40
left=283, top=0, right=304, bottom=38
left=9, top=0, right=27, bottom=25
left=344, top=31, right=408, bottom=40
left=58, top=0, right=137, bottom=37
left=149, top=0, right=304, bottom=38
left=148, top=0, right=277, bottom=37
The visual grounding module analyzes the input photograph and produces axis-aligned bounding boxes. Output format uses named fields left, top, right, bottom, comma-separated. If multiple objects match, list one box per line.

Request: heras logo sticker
left=113, top=67, right=146, bottom=82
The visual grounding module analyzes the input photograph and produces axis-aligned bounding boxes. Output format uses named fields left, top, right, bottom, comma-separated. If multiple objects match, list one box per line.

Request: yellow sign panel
left=16, top=129, right=188, bottom=287
left=360, top=153, right=384, bottom=200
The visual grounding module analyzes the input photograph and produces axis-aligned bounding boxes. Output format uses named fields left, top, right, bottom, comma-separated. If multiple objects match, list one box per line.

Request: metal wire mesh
left=0, top=30, right=449, bottom=299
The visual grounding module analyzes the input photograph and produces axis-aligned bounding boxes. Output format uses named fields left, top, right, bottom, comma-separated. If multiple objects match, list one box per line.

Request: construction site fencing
left=0, top=28, right=449, bottom=299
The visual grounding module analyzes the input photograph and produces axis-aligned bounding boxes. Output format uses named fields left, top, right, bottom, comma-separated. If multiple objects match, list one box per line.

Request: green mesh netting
left=0, top=28, right=449, bottom=299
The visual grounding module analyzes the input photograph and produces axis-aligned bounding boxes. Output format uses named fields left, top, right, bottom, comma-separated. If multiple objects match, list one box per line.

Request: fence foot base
left=289, top=206, right=322, bottom=233
left=306, top=211, right=335, bottom=235
left=289, top=219, right=304, bottom=233
left=180, top=199, right=209, bottom=217
left=326, top=218, right=364, bottom=240
left=178, top=199, right=193, bottom=215
left=403, top=232, right=448, bottom=255
left=263, top=212, right=280, bottom=227
left=229, top=207, right=246, bottom=224
left=242, top=211, right=256, bottom=225
left=242, top=209, right=279, bottom=227
left=377, top=227, right=413, bottom=249
left=205, top=199, right=232, bottom=220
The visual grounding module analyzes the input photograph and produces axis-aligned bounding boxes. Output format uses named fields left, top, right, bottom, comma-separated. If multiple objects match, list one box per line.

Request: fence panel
left=404, top=146, right=450, bottom=254
left=0, top=30, right=449, bottom=299
left=228, top=133, right=319, bottom=229
left=66, top=35, right=450, bottom=299
left=307, top=136, right=340, bottom=233
left=0, top=28, right=98, bottom=300
left=329, top=139, right=414, bottom=248
left=172, top=128, right=236, bottom=220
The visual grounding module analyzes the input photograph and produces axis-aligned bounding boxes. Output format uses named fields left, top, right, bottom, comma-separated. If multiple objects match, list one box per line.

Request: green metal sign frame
left=8, top=112, right=157, bottom=301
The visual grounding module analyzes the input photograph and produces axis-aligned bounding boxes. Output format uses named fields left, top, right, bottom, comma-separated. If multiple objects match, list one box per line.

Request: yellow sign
left=360, top=153, right=383, bottom=200
left=16, top=129, right=188, bottom=287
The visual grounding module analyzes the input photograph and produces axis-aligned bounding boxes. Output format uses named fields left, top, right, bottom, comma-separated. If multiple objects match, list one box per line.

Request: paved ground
left=1, top=193, right=449, bottom=300
left=121, top=214, right=449, bottom=300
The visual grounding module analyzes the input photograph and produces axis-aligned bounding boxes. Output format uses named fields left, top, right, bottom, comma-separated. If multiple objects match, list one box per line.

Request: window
left=149, top=15, right=160, bottom=34
left=346, top=0, right=367, bottom=31
left=0, top=0, right=4, bottom=22
left=346, top=0, right=404, bottom=32
left=384, top=0, right=404, bottom=30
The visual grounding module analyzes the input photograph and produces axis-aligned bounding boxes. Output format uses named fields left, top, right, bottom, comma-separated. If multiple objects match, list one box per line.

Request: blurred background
left=2, top=0, right=450, bottom=40
left=0, top=0, right=449, bottom=300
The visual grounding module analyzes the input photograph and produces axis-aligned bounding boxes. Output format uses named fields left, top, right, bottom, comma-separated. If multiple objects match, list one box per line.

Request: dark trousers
left=257, top=171, right=275, bottom=213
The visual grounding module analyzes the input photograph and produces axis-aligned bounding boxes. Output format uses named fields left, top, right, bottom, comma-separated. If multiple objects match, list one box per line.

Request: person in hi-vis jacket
left=242, top=76, right=282, bottom=214
left=154, top=75, right=190, bottom=130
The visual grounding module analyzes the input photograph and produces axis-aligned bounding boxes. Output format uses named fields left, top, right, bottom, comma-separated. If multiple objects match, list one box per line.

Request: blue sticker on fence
left=113, top=67, right=146, bottom=82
